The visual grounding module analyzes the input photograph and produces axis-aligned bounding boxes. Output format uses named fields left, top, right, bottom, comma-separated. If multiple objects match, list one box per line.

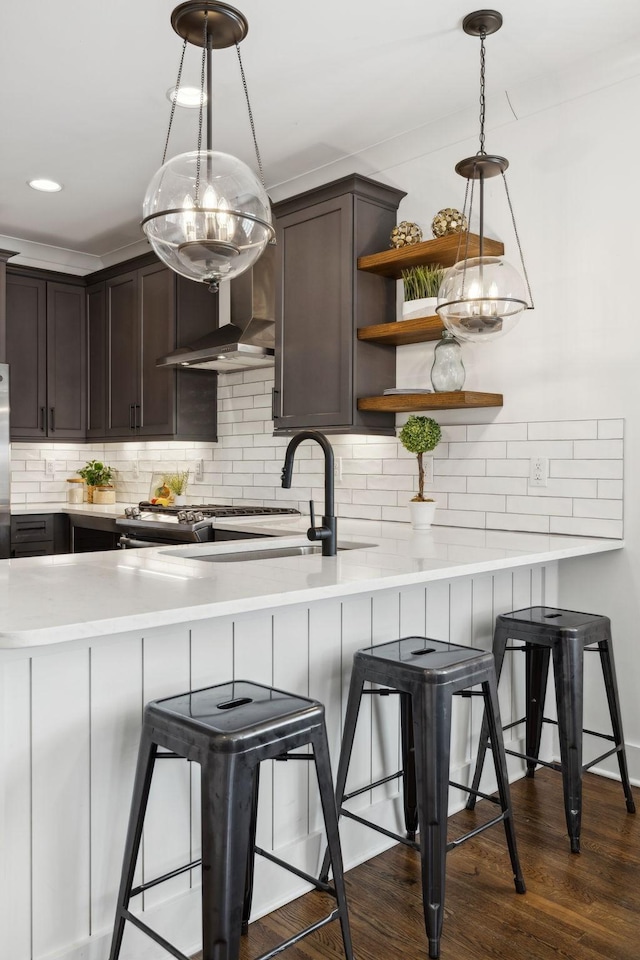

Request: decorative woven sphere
left=390, top=220, right=423, bottom=248
left=431, top=208, right=468, bottom=238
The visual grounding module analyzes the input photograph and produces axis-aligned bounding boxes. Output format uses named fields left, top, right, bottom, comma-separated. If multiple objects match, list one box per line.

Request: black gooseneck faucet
left=281, top=430, right=337, bottom=557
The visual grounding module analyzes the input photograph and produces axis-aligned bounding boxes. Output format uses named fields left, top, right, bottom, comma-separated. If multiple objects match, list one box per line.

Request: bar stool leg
left=241, top=766, right=261, bottom=934
left=200, top=753, right=256, bottom=960
left=466, top=622, right=510, bottom=810
left=598, top=633, right=636, bottom=814
left=108, top=727, right=157, bottom=960
left=413, top=684, right=451, bottom=960
left=481, top=672, right=526, bottom=894
left=311, top=726, right=354, bottom=960
left=400, top=692, right=418, bottom=840
left=525, top=644, right=551, bottom=778
left=320, top=661, right=366, bottom=883
left=552, top=637, right=584, bottom=853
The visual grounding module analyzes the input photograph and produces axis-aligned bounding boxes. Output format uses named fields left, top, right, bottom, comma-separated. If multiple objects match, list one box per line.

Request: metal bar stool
left=467, top=606, right=635, bottom=853
left=322, top=636, right=526, bottom=960
left=108, top=680, right=353, bottom=960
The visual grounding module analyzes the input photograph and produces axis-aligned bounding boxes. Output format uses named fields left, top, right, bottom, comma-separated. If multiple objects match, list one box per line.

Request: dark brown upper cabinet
left=6, top=273, right=86, bottom=440
left=272, top=174, right=406, bottom=436
left=87, top=256, right=218, bottom=442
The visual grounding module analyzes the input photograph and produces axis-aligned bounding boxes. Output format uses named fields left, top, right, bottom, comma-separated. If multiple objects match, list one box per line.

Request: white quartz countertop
left=0, top=507, right=622, bottom=649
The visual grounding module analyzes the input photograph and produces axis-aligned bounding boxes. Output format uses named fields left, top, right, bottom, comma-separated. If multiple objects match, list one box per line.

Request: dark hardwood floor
left=197, top=770, right=640, bottom=960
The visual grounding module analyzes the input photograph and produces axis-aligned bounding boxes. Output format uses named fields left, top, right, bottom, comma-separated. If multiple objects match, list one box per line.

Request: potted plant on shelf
left=399, top=415, right=442, bottom=529
left=77, top=460, right=115, bottom=504
left=401, top=264, right=445, bottom=321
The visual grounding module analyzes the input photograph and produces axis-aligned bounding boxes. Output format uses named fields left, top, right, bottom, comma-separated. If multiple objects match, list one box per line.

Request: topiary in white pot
left=399, top=415, right=442, bottom=529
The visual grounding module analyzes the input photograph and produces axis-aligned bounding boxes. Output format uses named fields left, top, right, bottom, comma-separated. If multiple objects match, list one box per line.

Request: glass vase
left=430, top=331, right=465, bottom=392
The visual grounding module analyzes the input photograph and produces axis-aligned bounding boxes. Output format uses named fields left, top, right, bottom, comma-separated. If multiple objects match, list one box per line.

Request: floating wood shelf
left=357, top=233, right=504, bottom=279
left=358, top=315, right=444, bottom=345
left=357, top=391, right=503, bottom=413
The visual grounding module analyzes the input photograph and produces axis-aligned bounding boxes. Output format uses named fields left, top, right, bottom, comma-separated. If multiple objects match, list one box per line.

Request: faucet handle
left=309, top=499, right=316, bottom=528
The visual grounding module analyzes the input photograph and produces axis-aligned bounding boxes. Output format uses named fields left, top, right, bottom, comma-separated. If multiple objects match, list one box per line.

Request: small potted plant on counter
left=401, top=264, right=445, bottom=321
left=77, top=460, right=115, bottom=504
left=163, top=470, right=190, bottom=506
left=399, top=415, right=442, bottom=529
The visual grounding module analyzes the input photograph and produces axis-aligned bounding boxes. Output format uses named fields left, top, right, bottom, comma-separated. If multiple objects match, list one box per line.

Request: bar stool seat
left=108, top=680, right=353, bottom=960
left=322, top=636, right=526, bottom=960
left=467, top=606, right=635, bottom=853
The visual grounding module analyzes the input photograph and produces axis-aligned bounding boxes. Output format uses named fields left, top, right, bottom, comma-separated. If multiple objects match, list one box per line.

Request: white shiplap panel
left=190, top=617, right=234, bottom=869
left=449, top=579, right=473, bottom=769
left=0, top=659, right=31, bottom=960
left=142, top=627, right=191, bottom=911
left=469, top=574, right=495, bottom=761
left=511, top=568, right=533, bottom=726
left=399, top=584, right=427, bottom=637
left=90, top=635, right=143, bottom=935
left=273, top=604, right=310, bottom=849
left=233, top=612, right=274, bottom=851
left=308, top=599, right=343, bottom=835
left=340, top=595, right=373, bottom=811
left=493, top=571, right=515, bottom=729
left=370, top=590, right=401, bottom=805
left=425, top=580, right=450, bottom=642
left=32, top=648, right=91, bottom=960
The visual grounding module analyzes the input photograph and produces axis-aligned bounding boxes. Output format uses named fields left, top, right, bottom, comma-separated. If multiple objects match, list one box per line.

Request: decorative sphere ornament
left=431, top=208, right=468, bottom=238
left=390, top=220, right=423, bottom=248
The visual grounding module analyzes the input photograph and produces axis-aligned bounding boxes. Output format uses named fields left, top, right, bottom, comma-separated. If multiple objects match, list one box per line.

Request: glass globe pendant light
left=142, top=2, right=274, bottom=292
left=436, top=10, right=534, bottom=342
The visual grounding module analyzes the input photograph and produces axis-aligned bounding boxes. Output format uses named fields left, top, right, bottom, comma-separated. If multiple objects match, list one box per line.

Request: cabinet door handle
left=40, top=407, right=46, bottom=432
left=135, top=404, right=141, bottom=430
left=272, top=388, right=279, bottom=420
left=129, top=404, right=135, bottom=430
left=49, top=407, right=55, bottom=432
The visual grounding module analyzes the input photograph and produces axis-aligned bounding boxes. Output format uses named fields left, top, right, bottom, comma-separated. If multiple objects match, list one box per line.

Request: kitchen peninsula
left=0, top=516, right=622, bottom=960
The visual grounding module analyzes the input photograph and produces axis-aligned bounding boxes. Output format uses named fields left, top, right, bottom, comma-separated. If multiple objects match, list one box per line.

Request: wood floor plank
left=192, top=771, right=639, bottom=960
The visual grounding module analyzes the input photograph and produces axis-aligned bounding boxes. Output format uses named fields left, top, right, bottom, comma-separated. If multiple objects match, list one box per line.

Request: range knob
left=193, top=511, right=205, bottom=522
left=176, top=510, right=187, bottom=523
left=124, top=506, right=141, bottom=519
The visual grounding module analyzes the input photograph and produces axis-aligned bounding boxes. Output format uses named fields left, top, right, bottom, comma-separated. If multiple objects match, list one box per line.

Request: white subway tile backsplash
left=447, top=441, right=507, bottom=459
left=506, top=495, right=572, bottom=516
left=598, top=419, right=624, bottom=439
left=573, top=499, right=623, bottom=520
left=9, top=389, right=624, bottom=540
left=550, top=460, right=623, bottom=480
left=466, top=422, right=528, bottom=441
left=527, top=420, right=597, bottom=441
left=573, top=439, right=623, bottom=459
left=550, top=517, right=623, bottom=538
left=507, top=440, right=574, bottom=459
left=487, top=512, right=550, bottom=533
left=467, top=476, right=528, bottom=496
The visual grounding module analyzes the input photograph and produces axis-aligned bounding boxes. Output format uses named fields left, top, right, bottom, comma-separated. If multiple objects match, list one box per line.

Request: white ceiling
left=2, top=0, right=640, bottom=267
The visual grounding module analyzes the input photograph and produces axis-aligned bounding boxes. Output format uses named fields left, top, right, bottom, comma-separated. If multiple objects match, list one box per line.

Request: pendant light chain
left=194, top=11, right=208, bottom=206
left=235, top=43, right=266, bottom=190
left=501, top=172, right=535, bottom=309
left=161, top=36, right=188, bottom=166
left=478, top=31, right=487, bottom=156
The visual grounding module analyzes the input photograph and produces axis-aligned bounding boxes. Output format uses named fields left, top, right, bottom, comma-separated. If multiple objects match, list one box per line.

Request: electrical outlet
left=424, top=455, right=434, bottom=485
left=132, top=459, right=139, bottom=479
left=45, top=458, right=55, bottom=476
left=529, top=456, right=548, bottom=487
left=194, top=458, right=204, bottom=482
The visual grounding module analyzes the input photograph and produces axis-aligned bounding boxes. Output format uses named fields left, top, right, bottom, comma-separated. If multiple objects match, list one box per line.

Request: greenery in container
left=399, top=416, right=442, bottom=501
left=163, top=470, right=189, bottom=497
left=401, top=264, right=446, bottom=302
left=77, top=460, right=115, bottom=487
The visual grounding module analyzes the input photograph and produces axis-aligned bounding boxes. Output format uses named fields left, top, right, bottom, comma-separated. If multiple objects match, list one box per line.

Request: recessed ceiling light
left=28, top=178, right=63, bottom=192
left=166, top=86, right=207, bottom=108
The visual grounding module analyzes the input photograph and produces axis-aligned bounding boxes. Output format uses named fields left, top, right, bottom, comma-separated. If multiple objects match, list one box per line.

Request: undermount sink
left=161, top=540, right=371, bottom=563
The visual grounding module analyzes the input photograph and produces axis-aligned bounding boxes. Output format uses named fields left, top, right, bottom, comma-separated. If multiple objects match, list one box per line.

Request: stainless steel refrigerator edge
left=0, top=364, right=9, bottom=558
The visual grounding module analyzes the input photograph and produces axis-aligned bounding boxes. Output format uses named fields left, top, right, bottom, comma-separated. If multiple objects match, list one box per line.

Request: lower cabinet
left=87, top=257, right=218, bottom=441
left=10, top=514, right=70, bottom=558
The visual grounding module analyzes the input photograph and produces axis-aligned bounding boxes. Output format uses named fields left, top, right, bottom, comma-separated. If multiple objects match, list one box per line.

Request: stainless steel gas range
left=116, top=502, right=301, bottom=548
